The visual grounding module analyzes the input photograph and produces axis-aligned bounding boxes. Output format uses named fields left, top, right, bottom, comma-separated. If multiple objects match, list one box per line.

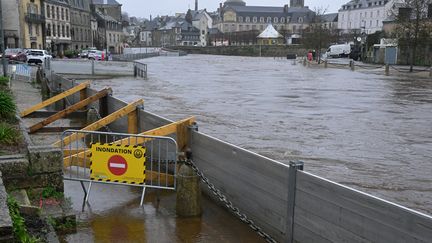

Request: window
left=51, top=6, right=55, bottom=19
left=66, top=9, right=68, bottom=21
left=267, top=17, right=271, bottom=23
left=62, top=25, right=65, bottom=37
left=238, top=16, right=243, bottom=22
left=28, top=23, right=33, bottom=35
left=66, top=26, right=69, bottom=37
left=253, top=16, right=257, bottom=23
left=376, top=20, right=379, bottom=26
left=57, top=25, right=60, bottom=37
left=260, top=17, right=264, bottom=23
left=109, top=33, right=112, bottom=42
left=47, top=24, right=51, bottom=36
left=245, top=17, right=250, bottom=22
left=281, top=17, right=285, bottom=23
left=56, top=7, right=59, bottom=19
left=61, top=8, right=64, bottom=20
left=274, top=17, right=278, bottom=23
left=377, top=10, right=380, bottom=16
left=370, top=12, right=373, bottom=18
left=46, top=4, right=50, bottom=18
left=36, top=25, right=39, bottom=35
left=53, top=24, right=56, bottom=36
left=298, top=17, right=303, bottom=23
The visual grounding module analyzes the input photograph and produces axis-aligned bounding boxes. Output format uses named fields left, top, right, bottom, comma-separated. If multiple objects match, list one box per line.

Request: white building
left=191, top=10, right=213, bottom=46
left=338, top=0, right=402, bottom=34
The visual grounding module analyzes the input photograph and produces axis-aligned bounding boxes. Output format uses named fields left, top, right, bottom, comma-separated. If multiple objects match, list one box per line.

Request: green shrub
left=64, top=50, right=77, bottom=58
left=41, top=186, right=64, bottom=200
left=7, top=196, right=39, bottom=243
left=0, top=90, right=16, bottom=120
left=0, top=122, right=21, bottom=145
left=0, top=76, right=9, bottom=86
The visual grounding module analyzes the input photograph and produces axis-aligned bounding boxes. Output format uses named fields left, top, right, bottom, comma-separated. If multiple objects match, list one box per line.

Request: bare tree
left=302, top=8, right=337, bottom=63
left=395, top=0, right=431, bottom=71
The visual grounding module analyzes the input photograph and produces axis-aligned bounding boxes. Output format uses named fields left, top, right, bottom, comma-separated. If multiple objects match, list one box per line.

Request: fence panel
left=62, top=130, right=178, bottom=205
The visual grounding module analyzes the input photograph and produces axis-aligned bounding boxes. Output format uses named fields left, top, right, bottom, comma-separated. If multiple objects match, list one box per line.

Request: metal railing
left=61, top=130, right=178, bottom=206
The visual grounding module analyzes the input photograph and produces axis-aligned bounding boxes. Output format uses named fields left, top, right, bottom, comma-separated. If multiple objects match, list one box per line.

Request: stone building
left=70, top=0, right=92, bottom=50
left=1, top=0, right=22, bottom=48
left=18, top=0, right=46, bottom=49
left=338, top=0, right=403, bottom=34
left=44, top=0, right=71, bottom=56
left=214, top=0, right=315, bottom=35
left=91, top=0, right=124, bottom=53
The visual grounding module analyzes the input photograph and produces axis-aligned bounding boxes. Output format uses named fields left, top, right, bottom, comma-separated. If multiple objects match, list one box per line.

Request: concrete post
left=350, top=61, right=355, bottom=71
left=134, top=64, right=137, bottom=78
left=385, top=64, right=390, bottom=76
left=91, top=60, right=95, bottom=75
left=324, top=60, right=328, bottom=68
left=176, top=164, right=202, bottom=217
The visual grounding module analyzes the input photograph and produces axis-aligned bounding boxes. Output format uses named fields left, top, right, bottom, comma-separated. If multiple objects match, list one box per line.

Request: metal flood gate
left=61, top=130, right=178, bottom=206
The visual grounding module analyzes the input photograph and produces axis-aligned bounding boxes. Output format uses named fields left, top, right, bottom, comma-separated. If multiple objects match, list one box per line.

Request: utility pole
left=0, top=1, right=7, bottom=76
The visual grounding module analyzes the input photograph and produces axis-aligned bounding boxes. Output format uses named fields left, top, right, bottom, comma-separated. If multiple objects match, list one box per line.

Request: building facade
left=70, top=0, right=92, bottom=50
left=91, top=0, right=124, bottom=53
left=18, top=0, right=46, bottom=49
left=215, top=0, right=315, bottom=36
left=338, top=0, right=402, bottom=34
left=191, top=10, right=213, bottom=46
left=45, top=0, right=71, bottom=56
left=1, top=0, right=22, bottom=48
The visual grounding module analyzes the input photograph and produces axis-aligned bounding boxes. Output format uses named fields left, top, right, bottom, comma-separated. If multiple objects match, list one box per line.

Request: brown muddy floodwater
left=90, top=55, right=432, bottom=216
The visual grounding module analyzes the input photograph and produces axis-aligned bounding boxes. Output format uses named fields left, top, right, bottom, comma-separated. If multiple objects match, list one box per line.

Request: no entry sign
left=90, top=143, right=146, bottom=185
left=108, top=155, right=128, bottom=176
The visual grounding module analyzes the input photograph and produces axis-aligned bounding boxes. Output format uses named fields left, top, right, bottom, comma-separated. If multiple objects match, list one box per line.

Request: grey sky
left=117, top=0, right=347, bottom=19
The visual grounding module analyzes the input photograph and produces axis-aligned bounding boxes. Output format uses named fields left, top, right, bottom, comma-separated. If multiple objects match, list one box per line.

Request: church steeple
left=195, top=0, right=198, bottom=11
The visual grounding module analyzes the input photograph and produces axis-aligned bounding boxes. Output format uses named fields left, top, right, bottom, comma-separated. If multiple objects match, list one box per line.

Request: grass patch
left=7, top=196, right=40, bottom=243
left=0, top=90, right=16, bottom=121
left=46, top=216, right=76, bottom=233
left=0, top=76, right=9, bottom=86
left=0, top=122, right=21, bottom=145
left=41, top=186, right=64, bottom=200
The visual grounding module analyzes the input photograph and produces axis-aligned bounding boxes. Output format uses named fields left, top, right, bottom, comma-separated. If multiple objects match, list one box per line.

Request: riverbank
left=172, top=45, right=307, bottom=57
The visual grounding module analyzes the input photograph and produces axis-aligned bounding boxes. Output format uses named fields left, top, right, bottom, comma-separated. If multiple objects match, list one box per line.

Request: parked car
left=1, top=48, right=28, bottom=63
left=27, top=49, right=52, bottom=65
left=78, top=50, right=90, bottom=58
left=88, top=50, right=105, bottom=61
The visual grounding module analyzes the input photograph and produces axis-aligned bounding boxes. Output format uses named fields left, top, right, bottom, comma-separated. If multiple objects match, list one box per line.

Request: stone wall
left=0, top=146, right=64, bottom=192
left=170, top=45, right=307, bottom=57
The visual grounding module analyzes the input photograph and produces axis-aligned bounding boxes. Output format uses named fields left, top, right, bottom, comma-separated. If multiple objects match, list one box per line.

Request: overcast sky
left=117, top=0, right=347, bottom=19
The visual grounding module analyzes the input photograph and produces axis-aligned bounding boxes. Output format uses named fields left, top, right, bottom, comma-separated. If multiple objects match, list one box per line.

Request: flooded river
left=92, top=55, right=432, bottom=215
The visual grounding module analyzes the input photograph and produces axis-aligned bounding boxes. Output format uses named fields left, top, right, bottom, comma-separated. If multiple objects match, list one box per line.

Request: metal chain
left=182, top=159, right=278, bottom=243
left=93, top=108, right=113, bottom=133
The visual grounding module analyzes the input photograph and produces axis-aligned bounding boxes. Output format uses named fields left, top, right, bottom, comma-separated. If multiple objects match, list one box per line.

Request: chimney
left=195, top=0, right=198, bottom=11
left=284, top=4, right=289, bottom=13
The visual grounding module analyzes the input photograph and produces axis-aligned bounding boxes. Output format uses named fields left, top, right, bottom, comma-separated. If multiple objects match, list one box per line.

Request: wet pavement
left=63, top=181, right=264, bottom=243
left=89, top=55, right=432, bottom=215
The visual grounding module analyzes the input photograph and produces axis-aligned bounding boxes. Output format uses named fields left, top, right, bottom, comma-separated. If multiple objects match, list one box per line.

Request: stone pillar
left=385, top=64, right=390, bottom=76
left=176, top=164, right=202, bottom=217
left=324, top=60, right=328, bottom=68
left=350, top=60, right=355, bottom=71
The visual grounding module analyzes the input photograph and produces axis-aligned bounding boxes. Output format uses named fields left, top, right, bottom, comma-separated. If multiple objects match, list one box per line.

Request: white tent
left=257, top=24, right=283, bottom=39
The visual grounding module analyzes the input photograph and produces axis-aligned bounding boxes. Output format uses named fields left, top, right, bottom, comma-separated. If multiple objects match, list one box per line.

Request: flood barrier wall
left=50, top=74, right=432, bottom=242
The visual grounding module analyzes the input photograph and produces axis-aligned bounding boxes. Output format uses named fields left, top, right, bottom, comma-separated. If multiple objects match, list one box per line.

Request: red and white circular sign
left=108, top=155, right=128, bottom=176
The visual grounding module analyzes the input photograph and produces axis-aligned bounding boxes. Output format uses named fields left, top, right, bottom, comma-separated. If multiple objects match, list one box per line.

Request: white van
left=325, top=44, right=351, bottom=58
